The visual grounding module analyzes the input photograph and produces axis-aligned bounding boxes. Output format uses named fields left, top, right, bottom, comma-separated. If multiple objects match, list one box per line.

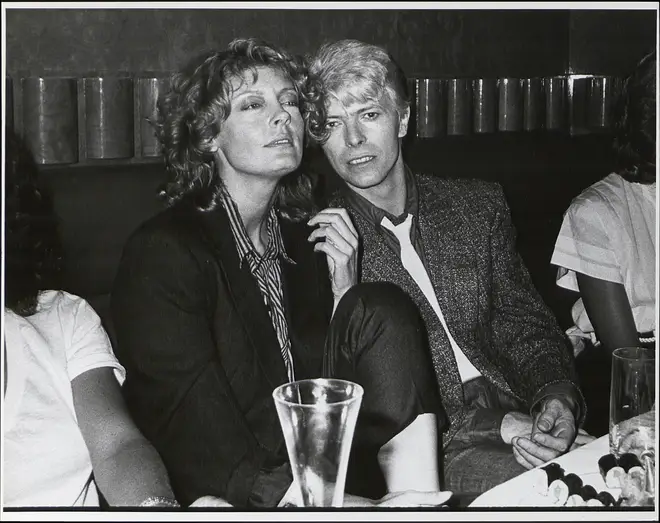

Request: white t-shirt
left=3, top=290, right=126, bottom=507
left=551, top=173, right=656, bottom=353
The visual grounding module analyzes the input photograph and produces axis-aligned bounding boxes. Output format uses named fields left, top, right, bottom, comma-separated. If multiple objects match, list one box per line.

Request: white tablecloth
left=470, top=435, right=615, bottom=507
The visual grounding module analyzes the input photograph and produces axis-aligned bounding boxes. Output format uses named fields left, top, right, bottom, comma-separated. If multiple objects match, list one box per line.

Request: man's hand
left=500, top=411, right=534, bottom=445
left=307, top=208, right=359, bottom=304
left=510, top=397, right=578, bottom=469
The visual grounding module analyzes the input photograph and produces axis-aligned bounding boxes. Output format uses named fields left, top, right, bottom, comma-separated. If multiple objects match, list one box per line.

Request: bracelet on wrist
left=139, top=496, right=181, bottom=508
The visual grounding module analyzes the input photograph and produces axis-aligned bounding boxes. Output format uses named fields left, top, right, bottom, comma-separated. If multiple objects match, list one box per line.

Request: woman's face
left=212, top=66, right=304, bottom=184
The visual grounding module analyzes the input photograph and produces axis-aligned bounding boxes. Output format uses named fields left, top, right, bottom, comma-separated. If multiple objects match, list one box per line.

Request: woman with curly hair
left=551, top=50, right=656, bottom=435
left=2, top=129, right=216, bottom=508
left=111, top=38, right=450, bottom=509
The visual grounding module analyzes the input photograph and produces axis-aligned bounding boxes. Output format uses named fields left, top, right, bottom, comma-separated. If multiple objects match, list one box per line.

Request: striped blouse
left=219, top=186, right=296, bottom=382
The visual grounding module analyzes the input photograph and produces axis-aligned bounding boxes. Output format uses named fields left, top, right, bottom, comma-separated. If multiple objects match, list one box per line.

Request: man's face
left=212, top=66, right=304, bottom=183
left=320, top=92, right=410, bottom=194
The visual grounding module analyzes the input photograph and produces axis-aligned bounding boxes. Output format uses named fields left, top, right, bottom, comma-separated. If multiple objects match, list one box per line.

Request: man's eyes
left=363, top=111, right=379, bottom=120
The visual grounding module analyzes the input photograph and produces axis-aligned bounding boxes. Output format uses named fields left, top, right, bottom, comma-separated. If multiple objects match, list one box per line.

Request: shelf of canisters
left=408, top=74, right=622, bottom=138
left=7, top=73, right=172, bottom=168
left=6, top=73, right=623, bottom=167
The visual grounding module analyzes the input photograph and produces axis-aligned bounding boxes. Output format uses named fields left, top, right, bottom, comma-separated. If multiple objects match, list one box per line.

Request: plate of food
left=469, top=452, right=653, bottom=508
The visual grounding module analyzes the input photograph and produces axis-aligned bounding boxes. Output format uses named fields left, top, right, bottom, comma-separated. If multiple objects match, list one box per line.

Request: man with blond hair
left=304, top=39, right=591, bottom=505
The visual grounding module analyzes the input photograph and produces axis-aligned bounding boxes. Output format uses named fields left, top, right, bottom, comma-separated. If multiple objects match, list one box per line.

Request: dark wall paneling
left=396, top=10, right=569, bottom=78
left=569, top=9, right=658, bottom=75
left=6, top=9, right=571, bottom=79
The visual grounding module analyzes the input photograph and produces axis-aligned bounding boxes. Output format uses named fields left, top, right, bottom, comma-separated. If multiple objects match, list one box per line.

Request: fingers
left=574, top=432, right=597, bottom=446
left=531, top=429, right=573, bottom=453
left=308, top=224, right=356, bottom=255
left=512, top=436, right=558, bottom=467
left=377, top=490, right=453, bottom=507
left=512, top=444, right=536, bottom=470
left=308, top=208, right=359, bottom=297
left=308, top=208, right=359, bottom=245
left=568, top=432, right=595, bottom=452
left=534, top=401, right=561, bottom=434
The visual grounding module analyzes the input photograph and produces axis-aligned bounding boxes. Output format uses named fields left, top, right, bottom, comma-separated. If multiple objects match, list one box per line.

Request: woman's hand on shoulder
left=307, top=208, right=359, bottom=302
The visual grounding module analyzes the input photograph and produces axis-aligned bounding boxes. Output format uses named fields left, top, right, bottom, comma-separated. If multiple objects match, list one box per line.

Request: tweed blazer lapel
left=416, top=175, right=518, bottom=399
left=417, top=176, right=481, bottom=363
left=198, top=207, right=289, bottom=391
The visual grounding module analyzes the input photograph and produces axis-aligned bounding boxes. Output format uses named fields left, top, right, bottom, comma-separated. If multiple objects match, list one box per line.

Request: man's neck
left=351, top=161, right=407, bottom=217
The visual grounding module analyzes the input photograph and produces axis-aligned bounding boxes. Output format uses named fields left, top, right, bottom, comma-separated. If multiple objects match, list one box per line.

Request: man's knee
left=340, top=282, right=423, bottom=328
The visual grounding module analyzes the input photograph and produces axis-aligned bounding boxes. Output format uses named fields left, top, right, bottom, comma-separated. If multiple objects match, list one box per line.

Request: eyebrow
left=326, top=104, right=381, bottom=119
left=233, top=86, right=298, bottom=99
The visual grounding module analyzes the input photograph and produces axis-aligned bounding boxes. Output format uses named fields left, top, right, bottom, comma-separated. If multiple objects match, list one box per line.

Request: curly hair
left=4, top=129, right=62, bottom=316
left=611, top=49, right=656, bottom=184
left=305, top=39, right=410, bottom=145
left=153, top=37, right=319, bottom=221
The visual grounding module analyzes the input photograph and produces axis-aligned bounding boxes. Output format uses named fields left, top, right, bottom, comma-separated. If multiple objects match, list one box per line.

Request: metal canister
left=84, top=75, right=134, bottom=159
left=545, top=76, right=566, bottom=131
left=472, top=78, right=497, bottom=134
left=137, top=75, right=170, bottom=157
left=414, top=78, right=445, bottom=138
left=498, top=78, right=523, bottom=132
left=522, top=78, right=544, bottom=131
left=588, top=76, right=619, bottom=130
left=447, top=78, right=472, bottom=135
left=22, top=76, right=78, bottom=164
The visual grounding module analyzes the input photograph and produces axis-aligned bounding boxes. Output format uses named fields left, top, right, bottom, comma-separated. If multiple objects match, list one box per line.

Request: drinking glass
left=272, top=378, right=363, bottom=507
left=609, top=347, right=655, bottom=459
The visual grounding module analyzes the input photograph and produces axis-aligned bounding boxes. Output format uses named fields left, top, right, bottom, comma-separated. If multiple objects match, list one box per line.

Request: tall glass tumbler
left=610, top=347, right=655, bottom=459
left=273, top=378, right=363, bottom=507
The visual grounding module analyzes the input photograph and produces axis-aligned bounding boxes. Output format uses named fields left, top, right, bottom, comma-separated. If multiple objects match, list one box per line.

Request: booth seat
left=40, top=132, right=616, bottom=346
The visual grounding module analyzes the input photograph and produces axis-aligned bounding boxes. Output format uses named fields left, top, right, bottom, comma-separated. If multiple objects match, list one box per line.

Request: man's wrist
left=537, top=395, right=577, bottom=417
left=531, top=381, right=583, bottom=423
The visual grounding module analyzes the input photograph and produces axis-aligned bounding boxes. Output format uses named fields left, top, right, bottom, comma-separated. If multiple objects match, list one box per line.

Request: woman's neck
left=223, top=177, right=278, bottom=254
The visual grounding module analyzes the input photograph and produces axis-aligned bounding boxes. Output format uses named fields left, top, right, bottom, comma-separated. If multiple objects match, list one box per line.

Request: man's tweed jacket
left=330, top=172, right=584, bottom=447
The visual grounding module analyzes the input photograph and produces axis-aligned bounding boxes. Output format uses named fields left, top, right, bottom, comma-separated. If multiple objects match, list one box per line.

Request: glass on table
left=609, top=347, right=655, bottom=459
left=272, top=378, right=363, bottom=507
left=609, top=347, right=655, bottom=503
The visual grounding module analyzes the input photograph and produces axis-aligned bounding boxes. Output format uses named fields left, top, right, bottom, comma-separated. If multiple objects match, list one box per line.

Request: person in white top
left=551, top=50, right=656, bottom=436
left=552, top=50, right=656, bottom=355
left=2, top=130, right=230, bottom=509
